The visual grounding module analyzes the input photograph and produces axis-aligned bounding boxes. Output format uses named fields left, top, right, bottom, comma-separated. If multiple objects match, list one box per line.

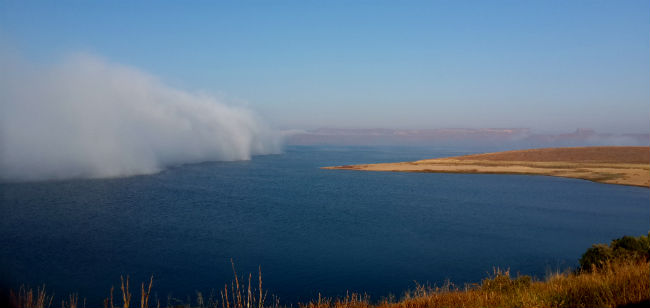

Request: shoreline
left=323, top=146, right=650, bottom=187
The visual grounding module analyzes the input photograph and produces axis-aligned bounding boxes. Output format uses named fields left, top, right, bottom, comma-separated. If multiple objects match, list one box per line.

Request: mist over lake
left=1, top=146, right=648, bottom=307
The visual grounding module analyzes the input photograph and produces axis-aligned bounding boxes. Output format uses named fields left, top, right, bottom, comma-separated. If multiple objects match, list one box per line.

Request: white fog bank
left=0, top=54, right=282, bottom=182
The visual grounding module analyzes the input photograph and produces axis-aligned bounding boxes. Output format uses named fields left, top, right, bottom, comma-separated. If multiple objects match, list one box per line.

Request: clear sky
left=1, top=0, right=648, bottom=133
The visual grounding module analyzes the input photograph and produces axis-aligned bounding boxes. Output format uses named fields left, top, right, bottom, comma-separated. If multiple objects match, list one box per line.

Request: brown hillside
left=454, top=146, right=650, bottom=164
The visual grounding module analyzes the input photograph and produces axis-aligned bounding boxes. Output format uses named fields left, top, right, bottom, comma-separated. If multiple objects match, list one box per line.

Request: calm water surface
left=1, top=146, right=648, bottom=305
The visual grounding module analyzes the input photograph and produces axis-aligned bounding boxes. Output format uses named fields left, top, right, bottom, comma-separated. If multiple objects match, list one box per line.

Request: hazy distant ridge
left=286, top=128, right=649, bottom=147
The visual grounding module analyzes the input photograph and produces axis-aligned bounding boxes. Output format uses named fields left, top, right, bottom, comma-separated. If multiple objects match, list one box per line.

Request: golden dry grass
left=8, top=259, right=648, bottom=308
left=323, top=146, right=650, bottom=187
left=299, top=260, right=649, bottom=308
left=452, top=146, right=649, bottom=164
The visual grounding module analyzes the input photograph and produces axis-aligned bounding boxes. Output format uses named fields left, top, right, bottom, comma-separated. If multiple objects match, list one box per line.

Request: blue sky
left=1, top=0, right=648, bottom=132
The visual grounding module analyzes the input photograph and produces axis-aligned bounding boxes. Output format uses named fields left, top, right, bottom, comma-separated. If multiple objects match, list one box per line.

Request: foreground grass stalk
left=9, top=285, right=54, bottom=308
left=140, top=276, right=153, bottom=308
left=120, top=276, right=131, bottom=308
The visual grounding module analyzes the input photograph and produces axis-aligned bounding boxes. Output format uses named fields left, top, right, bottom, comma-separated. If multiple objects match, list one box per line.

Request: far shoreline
left=323, top=146, right=650, bottom=188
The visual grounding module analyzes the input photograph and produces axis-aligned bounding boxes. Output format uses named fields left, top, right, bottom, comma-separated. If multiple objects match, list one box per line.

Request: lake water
left=1, top=146, right=648, bottom=306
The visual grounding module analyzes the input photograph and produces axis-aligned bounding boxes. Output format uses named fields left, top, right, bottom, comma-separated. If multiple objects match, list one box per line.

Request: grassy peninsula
left=324, top=146, right=650, bottom=187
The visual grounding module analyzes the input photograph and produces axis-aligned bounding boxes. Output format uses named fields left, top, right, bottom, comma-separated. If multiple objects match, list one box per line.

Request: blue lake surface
left=1, top=146, right=649, bottom=306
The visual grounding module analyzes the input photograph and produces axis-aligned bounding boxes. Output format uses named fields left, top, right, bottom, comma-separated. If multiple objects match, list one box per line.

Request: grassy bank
left=324, top=146, right=650, bottom=187
left=371, top=259, right=648, bottom=308
left=7, top=234, right=649, bottom=308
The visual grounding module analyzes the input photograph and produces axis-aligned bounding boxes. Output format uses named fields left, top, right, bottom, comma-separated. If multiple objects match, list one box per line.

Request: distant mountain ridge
left=285, top=128, right=649, bottom=147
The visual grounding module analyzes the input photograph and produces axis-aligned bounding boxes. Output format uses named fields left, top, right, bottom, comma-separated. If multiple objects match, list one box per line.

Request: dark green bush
left=579, top=233, right=650, bottom=271
left=579, top=244, right=613, bottom=270
left=611, top=235, right=650, bottom=253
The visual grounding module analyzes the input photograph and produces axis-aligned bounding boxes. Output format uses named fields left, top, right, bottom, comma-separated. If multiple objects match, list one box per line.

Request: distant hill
left=285, top=128, right=649, bottom=148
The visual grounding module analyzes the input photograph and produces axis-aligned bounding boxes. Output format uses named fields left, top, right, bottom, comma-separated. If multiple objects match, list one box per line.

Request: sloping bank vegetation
left=7, top=234, right=649, bottom=308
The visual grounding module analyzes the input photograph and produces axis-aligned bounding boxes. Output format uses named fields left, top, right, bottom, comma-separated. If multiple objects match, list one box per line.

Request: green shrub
left=579, top=233, right=650, bottom=271
left=611, top=235, right=650, bottom=254
left=579, top=244, right=613, bottom=270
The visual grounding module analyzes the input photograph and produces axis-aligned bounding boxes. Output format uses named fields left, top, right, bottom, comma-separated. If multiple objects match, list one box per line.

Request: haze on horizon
left=1, top=0, right=648, bottom=134
left=1, top=1, right=650, bottom=181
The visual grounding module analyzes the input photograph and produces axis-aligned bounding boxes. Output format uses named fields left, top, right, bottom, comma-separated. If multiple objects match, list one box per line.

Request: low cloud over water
left=1, top=53, right=281, bottom=181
